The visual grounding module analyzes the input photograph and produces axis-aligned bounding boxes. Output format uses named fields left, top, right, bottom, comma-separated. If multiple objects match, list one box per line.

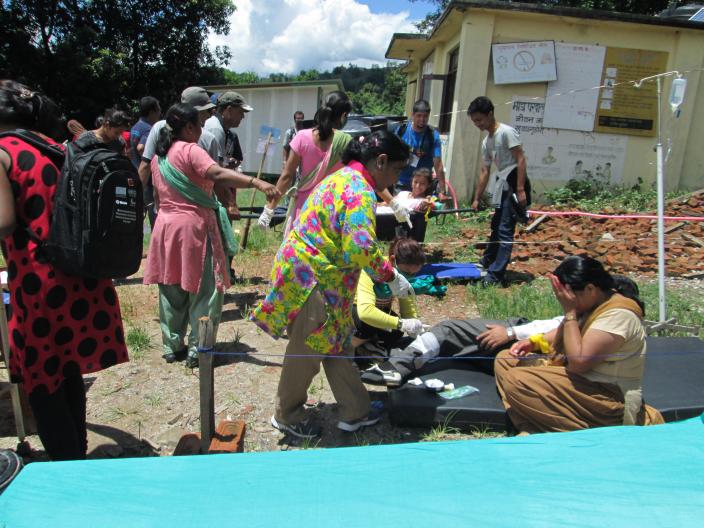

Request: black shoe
left=270, top=416, right=321, bottom=439
left=163, top=348, right=187, bottom=363
left=185, top=355, right=199, bottom=368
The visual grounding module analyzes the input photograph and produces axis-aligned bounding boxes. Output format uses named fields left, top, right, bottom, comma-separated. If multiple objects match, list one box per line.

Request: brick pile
left=459, top=189, right=704, bottom=277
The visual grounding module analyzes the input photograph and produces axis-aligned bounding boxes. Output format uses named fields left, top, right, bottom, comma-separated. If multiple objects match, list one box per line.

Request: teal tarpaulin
left=1, top=416, right=703, bottom=527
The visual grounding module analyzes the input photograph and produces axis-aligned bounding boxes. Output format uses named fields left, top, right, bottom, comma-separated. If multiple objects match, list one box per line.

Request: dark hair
left=467, top=96, right=494, bottom=116
left=0, top=80, right=65, bottom=141
left=411, top=167, right=432, bottom=187
left=553, top=255, right=645, bottom=314
left=102, top=107, right=131, bottom=128
left=155, top=103, right=200, bottom=157
left=389, top=237, right=426, bottom=266
left=412, top=99, right=430, bottom=114
left=314, top=91, right=352, bottom=141
left=293, top=111, right=304, bottom=119
left=341, top=130, right=411, bottom=166
left=139, top=96, right=160, bottom=118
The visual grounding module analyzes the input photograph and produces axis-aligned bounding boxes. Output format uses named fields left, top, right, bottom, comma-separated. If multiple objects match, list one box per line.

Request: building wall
left=411, top=9, right=704, bottom=201
left=208, top=84, right=337, bottom=176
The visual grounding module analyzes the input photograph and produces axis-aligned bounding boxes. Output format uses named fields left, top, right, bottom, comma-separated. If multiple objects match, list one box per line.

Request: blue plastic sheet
left=1, top=416, right=703, bottom=527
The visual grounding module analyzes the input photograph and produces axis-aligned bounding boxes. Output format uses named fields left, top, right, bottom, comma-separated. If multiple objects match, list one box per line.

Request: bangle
left=396, top=319, right=403, bottom=331
left=564, top=313, right=578, bottom=322
left=249, top=176, right=254, bottom=188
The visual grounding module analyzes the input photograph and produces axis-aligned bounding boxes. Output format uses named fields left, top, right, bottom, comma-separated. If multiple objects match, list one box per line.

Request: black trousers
left=28, top=372, right=88, bottom=461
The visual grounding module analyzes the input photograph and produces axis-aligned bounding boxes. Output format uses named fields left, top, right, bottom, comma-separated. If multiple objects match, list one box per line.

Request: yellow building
left=386, top=1, right=704, bottom=201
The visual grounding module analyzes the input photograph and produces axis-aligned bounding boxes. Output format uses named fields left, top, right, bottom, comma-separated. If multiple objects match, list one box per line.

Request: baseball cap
left=181, top=86, right=216, bottom=111
left=217, top=91, right=253, bottom=112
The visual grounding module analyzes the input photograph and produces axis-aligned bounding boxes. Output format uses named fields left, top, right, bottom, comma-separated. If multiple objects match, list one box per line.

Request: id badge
left=410, top=154, right=419, bottom=167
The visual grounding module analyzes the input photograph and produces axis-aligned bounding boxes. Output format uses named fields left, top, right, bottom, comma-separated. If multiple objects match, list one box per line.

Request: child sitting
left=393, top=168, right=441, bottom=242
left=353, top=237, right=427, bottom=366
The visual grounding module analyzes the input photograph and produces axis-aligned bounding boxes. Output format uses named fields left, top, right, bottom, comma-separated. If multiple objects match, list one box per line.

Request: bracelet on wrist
left=564, top=312, right=578, bottom=322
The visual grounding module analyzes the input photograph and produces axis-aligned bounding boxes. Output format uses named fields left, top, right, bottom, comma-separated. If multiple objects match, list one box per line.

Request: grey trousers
left=389, top=317, right=527, bottom=378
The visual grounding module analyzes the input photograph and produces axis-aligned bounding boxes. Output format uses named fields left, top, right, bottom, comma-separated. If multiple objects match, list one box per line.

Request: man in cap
left=204, top=90, right=252, bottom=167
left=203, top=91, right=253, bottom=283
left=138, top=86, right=219, bottom=193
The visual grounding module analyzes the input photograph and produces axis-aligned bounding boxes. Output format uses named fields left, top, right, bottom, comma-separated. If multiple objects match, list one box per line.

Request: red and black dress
left=0, top=134, right=129, bottom=397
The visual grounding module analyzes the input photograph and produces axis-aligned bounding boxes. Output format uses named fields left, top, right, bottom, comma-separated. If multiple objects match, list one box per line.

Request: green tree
left=1, top=0, right=236, bottom=126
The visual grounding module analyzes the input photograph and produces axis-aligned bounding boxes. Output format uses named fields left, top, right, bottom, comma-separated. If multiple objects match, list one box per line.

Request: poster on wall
left=491, top=41, right=557, bottom=85
left=543, top=42, right=606, bottom=132
left=595, top=47, right=669, bottom=137
left=510, top=96, right=628, bottom=183
left=510, top=96, right=546, bottom=135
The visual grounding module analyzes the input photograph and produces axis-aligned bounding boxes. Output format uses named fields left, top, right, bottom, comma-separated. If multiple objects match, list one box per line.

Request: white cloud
left=208, top=0, right=416, bottom=74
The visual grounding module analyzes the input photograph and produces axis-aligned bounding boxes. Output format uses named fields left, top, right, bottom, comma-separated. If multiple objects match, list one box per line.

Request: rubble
left=460, top=189, right=704, bottom=277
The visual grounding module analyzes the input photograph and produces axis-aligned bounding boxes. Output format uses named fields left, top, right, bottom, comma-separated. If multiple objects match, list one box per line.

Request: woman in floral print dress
left=251, top=130, right=412, bottom=439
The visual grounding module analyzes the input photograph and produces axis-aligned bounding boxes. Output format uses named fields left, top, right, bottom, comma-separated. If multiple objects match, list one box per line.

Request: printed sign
left=595, top=47, right=669, bottom=137
left=510, top=96, right=546, bottom=134
left=492, top=41, right=557, bottom=85
left=543, top=43, right=606, bottom=132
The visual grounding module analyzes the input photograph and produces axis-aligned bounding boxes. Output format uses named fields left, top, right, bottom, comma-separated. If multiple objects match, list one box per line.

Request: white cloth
left=513, top=316, right=564, bottom=341
left=482, top=123, right=521, bottom=207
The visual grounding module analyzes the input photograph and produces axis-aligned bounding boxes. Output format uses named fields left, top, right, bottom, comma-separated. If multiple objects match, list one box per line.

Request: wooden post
left=198, top=317, right=215, bottom=454
left=0, top=288, right=26, bottom=442
left=240, top=132, right=273, bottom=250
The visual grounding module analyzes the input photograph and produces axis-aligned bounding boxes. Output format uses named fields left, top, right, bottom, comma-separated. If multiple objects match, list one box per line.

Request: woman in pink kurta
left=257, top=91, right=352, bottom=234
left=144, top=103, right=279, bottom=367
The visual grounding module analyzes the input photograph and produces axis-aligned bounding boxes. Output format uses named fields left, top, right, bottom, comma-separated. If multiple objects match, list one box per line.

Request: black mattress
left=388, top=336, right=704, bottom=431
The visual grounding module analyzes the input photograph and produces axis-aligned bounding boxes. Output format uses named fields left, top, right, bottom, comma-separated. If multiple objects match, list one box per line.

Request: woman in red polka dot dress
left=0, top=80, right=129, bottom=460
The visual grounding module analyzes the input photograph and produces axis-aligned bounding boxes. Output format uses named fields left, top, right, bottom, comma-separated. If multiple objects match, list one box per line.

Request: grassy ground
left=466, top=279, right=704, bottom=338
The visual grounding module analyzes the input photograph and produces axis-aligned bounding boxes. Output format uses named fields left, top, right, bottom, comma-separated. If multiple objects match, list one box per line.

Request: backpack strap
left=0, top=130, right=64, bottom=259
left=0, top=129, right=64, bottom=166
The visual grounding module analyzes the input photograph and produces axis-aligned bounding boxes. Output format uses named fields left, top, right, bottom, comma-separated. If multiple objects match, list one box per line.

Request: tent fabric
left=1, top=416, right=702, bottom=527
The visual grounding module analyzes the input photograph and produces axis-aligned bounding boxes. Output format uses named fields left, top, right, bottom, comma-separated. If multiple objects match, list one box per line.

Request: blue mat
left=418, top=262, right=482, bottom=280
left=1, top=416, right=702, bottom=527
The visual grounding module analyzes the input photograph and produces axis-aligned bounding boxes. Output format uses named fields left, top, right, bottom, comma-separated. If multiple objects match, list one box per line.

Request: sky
left=208, top=0, right=439, bottom=75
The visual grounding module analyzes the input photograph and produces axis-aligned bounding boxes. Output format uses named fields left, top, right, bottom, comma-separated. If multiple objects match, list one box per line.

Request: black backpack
left=0, top=130, right=144, bottom=279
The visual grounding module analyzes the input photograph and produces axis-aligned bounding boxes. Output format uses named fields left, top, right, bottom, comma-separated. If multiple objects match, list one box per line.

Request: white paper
left=492, top=41, right=557, bottom=85
left=510, top=96, right=545, bottom=135
left=543, top=43, right=606, bottom=131
left=255, top=137, right=269, bottom=154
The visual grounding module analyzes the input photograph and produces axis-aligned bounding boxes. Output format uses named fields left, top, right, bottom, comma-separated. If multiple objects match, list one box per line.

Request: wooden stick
left=525, top=214, right=548, bottom=233
left=681, top=232, right=704, bottom=248
left=198, top=317, right=215, bottom=454
left=240, top=132, right=273, bottom=250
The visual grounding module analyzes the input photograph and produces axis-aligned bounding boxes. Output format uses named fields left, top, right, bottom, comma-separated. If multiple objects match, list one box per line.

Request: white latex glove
left=389, top=197, right=413, bottom=228
left=400, top=318, right=425, bottom=338
left=257, top=206, right=275, bottom=228
left=387, top=269, right=412, bottom=298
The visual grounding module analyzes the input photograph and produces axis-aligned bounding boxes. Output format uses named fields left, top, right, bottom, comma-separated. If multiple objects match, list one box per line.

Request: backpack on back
left=0, top=130, right=144, bottom=279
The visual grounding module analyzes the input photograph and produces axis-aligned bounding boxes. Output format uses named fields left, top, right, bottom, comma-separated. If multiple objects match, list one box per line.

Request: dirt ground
left=0, top=239, right=490, bottom=461
left=3, top=196, right=702, bottom=460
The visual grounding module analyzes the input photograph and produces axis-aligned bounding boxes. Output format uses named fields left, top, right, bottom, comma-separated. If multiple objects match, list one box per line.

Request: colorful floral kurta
left=251, top=161, right=394, bottom=355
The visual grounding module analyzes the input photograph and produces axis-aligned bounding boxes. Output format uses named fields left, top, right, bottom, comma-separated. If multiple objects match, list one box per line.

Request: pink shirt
left=287, top=129, right=344, bottom=233
left=143, top=141, right=230, bottom=293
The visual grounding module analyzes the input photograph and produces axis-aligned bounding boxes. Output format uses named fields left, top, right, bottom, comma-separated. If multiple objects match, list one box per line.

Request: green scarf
left=158, top=156, right=238, bottom=256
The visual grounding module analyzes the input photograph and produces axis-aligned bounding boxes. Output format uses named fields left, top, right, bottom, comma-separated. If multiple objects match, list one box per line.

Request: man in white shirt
left=468, top=96, right=530, bottom=287
left=137, top=86, right=218, bottom=221
left=203, top=91, right=253, bottom=283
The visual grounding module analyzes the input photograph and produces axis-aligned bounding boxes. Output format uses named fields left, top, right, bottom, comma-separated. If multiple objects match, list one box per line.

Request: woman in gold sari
left=495, top=255, right=663, bottom=434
